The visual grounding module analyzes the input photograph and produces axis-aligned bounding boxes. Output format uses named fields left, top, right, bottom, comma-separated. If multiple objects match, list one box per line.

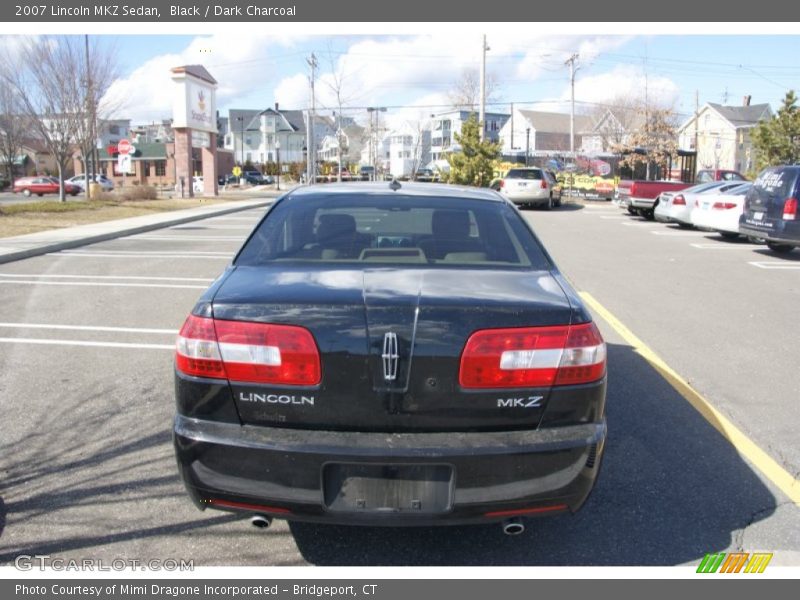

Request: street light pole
left=237, top=116, right=245, bottom=182
left=525, top=128, right=530, bottom=166
left=276, top=138, right=281, bottom=191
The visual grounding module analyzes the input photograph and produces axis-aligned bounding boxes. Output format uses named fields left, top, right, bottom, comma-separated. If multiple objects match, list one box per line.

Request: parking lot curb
left=0, top=199, right=272, bottom=265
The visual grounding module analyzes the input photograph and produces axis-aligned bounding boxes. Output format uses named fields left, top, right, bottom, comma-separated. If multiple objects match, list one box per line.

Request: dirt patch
left=0, top=197, right=230, bottom=238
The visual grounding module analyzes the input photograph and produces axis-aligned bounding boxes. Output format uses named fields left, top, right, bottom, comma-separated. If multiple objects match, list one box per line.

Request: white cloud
left=567, top=64, right=680, bottom=112
left=102, top=33, right=304, bottom=124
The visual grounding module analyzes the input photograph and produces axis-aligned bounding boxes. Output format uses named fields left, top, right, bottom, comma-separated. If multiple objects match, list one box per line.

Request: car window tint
left=506, top=169, right=543, bottom=180
left=236, top=194, right=551, bottom=269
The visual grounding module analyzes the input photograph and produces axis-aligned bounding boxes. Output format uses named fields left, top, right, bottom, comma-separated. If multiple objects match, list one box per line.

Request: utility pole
left=84, top=34, right=93, bottom=199
left=510, top=102, right=514, bottom=151
left=565, top=53, right=579, bottom=156
left=694, top=89, right=700, bottom=178
left=479, top=35, right=489, bottom=141
left=565, top=52, right=579, bottom=199
left=306, top=52, right=317, bottom=185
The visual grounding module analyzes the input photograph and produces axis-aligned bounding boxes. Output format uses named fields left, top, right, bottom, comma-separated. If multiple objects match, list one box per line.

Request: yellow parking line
left=580, top=291, right=800, bottom=505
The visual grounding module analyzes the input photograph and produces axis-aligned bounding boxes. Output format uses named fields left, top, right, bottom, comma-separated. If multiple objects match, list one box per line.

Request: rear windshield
left=752, top=168, right=799, bottom=200
left=506, top=169, right=544, bottom=180
left=235, top=193, right=551, bottom=269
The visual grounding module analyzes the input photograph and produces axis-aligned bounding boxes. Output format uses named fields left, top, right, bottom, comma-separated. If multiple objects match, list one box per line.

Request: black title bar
left=2, top=0, right=800, bottom=22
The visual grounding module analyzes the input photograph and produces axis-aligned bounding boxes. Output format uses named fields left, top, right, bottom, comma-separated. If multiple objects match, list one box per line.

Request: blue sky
left=101, top=34, right=799, bottom=128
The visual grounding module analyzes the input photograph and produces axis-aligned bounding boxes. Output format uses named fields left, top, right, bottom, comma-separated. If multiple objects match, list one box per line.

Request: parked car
left=66, top=174, right=114, bottom=192
left=359, top=165, right=375, bottom=181
left=654, top=181, right=745, bottom=227
left=616, top=179, right=693, bottom=219
left=218, top=174, right=238, bottom=186
left=690, top=183, right=753, bottom=238
left=696, top=169, right=747, bottom=184
left=13, top=176, right=79, bottom=197
left=739, top=165, right=800, bottom=254
left=244, top=171, right=267, bottom=185
left=173, top=181, right=607, bottom=531
left=497, top=167, right=557, bottom=209
left=414, top=168, right=437, bottom=182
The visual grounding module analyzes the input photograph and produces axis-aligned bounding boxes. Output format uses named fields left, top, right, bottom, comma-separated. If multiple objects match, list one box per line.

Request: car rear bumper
left=740, top=217, right=800, bottom=246
left=629, top=196, right=657, bottom=209
left=174, top=414, right=606, bottom=526
left=502, top=190, right=550, bottom=205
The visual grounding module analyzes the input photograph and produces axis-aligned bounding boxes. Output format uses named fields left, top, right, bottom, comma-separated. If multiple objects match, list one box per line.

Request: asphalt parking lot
left=0, top=198, right=798, bottom=566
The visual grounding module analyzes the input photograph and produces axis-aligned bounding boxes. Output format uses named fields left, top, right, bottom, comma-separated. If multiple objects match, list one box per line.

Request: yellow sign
left=232, top=166, right=242, bottom=177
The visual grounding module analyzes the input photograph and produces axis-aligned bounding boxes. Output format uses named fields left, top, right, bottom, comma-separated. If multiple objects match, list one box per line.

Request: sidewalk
left=0, top=196, right=274, bottom=265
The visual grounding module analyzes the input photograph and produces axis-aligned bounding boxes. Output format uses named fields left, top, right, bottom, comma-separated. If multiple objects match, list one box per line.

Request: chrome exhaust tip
left=250, top=514, right=273, bottom=530
left=502, top=518, right=525, bottom=536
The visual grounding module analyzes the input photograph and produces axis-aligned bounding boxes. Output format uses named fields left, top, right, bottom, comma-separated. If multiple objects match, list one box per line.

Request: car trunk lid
left=210, top=265, right=575, bottom=432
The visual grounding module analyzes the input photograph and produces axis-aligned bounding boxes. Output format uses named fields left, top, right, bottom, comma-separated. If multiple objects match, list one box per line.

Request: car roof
left=286, top=182, right=504, bottom=203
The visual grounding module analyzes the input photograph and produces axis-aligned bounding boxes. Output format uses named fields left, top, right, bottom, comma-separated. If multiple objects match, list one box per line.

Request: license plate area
left=322, top=463, right=454, bottom=515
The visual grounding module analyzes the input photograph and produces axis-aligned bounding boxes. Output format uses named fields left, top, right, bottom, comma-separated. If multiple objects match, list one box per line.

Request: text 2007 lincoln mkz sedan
left=173, top=182, right=607, bottom=534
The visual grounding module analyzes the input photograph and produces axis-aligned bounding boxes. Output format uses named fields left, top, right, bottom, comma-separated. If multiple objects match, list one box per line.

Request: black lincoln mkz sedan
left=173, top=182, right=607, bottom=533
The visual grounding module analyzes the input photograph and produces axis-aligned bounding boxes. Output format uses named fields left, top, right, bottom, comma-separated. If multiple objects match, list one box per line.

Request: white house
left=318, top=124, right=367, bottom=166
left=677, top=98, right=772, bottom=173
left=498, top=108, right=593, bottom=157
left=225, top=104, right=316, bottom=166
left=378, top=124, right=432, bottom=178
left=430, top=109, right=509, bottom=161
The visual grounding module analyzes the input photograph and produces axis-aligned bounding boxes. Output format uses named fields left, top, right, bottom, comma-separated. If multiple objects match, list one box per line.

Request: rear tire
left=643, top=209, right=655, bottom=220
left=766, top=242, right=794, bottom=254
left=627, top=207, right=637, bottom=215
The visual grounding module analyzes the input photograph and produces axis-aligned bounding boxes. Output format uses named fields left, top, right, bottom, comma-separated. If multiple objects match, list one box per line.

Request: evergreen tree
left=447, top=115, right=500, bottom=187
left=752, top=91, right=800, bottom=169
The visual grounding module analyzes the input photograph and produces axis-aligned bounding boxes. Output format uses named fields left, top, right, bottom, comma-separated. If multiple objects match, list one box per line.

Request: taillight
left=541, top=179, right=547, bottom=189
left=712, top=202, right=737, bottom=210
left=784, top=197, right=797, bottom=220
left=673, top=194, right=685, bottom=206
left=176, top=315, right=321, bottom=385
left=459, top=322, right=606, bottom=389
left=629, top=183, right=637, bottom=196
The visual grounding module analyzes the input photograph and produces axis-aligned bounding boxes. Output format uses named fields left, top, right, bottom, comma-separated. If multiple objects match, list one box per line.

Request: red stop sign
left=117, top=139, right=132, bottom=155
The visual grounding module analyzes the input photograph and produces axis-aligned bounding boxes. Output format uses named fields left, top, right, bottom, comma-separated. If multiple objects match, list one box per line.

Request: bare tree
left=0, top=84, right=29, bottom=189
left=612, top=105, right=680, bottom=178
left=447, top=67, right=501, bottom=112
left=73, top=37, right=120, bottom=197
left=586, top=95, right=644, bottom=152
left=321, top=50, right=362, bottom=182
left=0, top=36, right=117, bottom=202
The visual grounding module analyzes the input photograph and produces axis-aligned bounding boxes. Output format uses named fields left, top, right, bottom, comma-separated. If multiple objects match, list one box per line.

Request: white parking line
left=620, top=221, right=653, bottom=227
left=651, top=230, right=702, bottom=236
left=0, top=273, right=214, bottom=282
left=0, top=337, right=173, bottom=350
left=690, top=243, right=757, bottom=250
left=170, top=225, right=254, bottom=230
left=47, top=251, right=230, bottom=259
left=0, top=323, right=176, bottom=334
left=132, top=235, right=244, bottom=241
left=749, top=261, right=800, bottom=270
left=0, top=280, right=208, bottom=289
left=54, top=250, right=231, bottom=255
left=600, top=215, right=627, bottom=219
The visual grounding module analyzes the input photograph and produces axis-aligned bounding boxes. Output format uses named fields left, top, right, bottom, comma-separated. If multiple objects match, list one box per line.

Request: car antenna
left=389, top=178, right=402, bottom=191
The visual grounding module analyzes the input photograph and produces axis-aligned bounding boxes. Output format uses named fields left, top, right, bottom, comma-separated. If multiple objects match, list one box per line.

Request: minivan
left=739, top=166, right=800, bottom=254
